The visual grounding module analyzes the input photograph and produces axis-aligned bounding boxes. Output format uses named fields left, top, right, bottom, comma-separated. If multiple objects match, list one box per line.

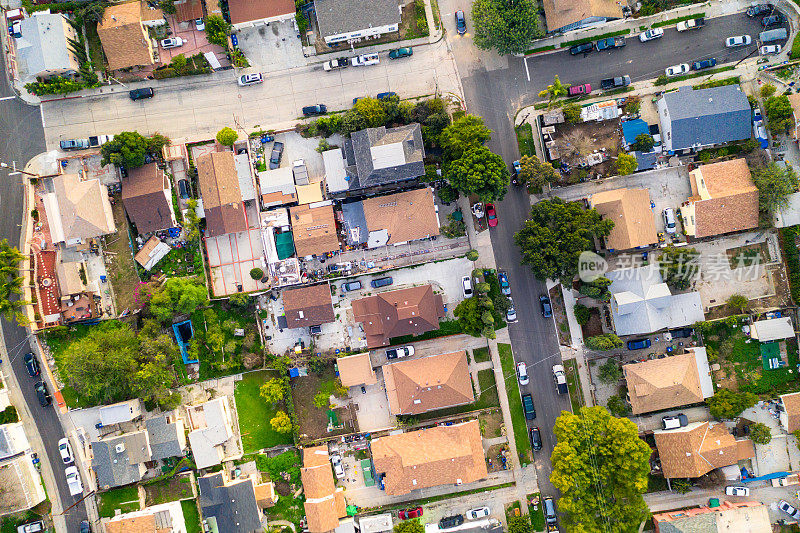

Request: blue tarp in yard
left=622, top=119, right=650, bottom=146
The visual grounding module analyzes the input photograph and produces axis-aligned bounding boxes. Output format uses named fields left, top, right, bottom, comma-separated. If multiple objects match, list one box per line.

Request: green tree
left=394, top=519, right=424, bottom=533
left=147, top=277, right=208, bottom=323
left=672, top=479, right=692, bottom=494
left=551, top=407, right=651, bottom=533
left=466, top=250, right=479, bottom=261
left=563, top=102, right=581, bottom=124
left=147, top=133, right=170, bottom=156
left=507, top=515, right=531, bottom=533
left=216, top=126, right=238, bottom=147
left=632, top=133, right=654, bottom=152
left=340, top=109, right=368, bottom=135
left=749, top=422, right=772, bottom=444
left=229, top=293, right=252, bottom=308
left=260, top=378, right=287, bottom=404
left=598, top=358, right=622, bottom=383
left=538, top=75, right=569, bottom=107
left=752, top=162, right=799, bottom=212
left=354, top=97, right=387, bottom=128
left=615, top=152, right=638, bottom=176
left=160, top=0, right=176, bottom=13
left=659, top=246, right=700, bottom=291
left=707, top=389, right=758, bottom=419
left=606, top=395, right=631, bottom=417
left=24, top=76, right=85, bottom=96
left=518, top=154, right=558, bottom=190
left=454, top=296, right=496, bottom=338
left=578, top=277, right=612, bottom=301
left=446, top=146, right=509, bottom=202
left=313, top=391, right=330, bottom=409
left=270, top=411, right=293, bottom=433
left=472, top=0, right=540, bottom=55
left=0, top=240, right=27, bottom=325
left=764, top=94, right=793, bottom=134
left=585, top=334, right=623, bottom=351
left=726, top=293, right=749, bottom=313
left=100, top=131, right=149, bottom=168
left=573, top=304, right=590, bottom=325
left=205, top=15, right=231, bottom=47
left=515, top=198, right=614, bottom=282
left=171, top=53, right=187, bottom=72
left=761, top=83, right=777, bottom=98
left=440, top=115, right=492, bottom=161
left=250, top=268, right=264, bottom=280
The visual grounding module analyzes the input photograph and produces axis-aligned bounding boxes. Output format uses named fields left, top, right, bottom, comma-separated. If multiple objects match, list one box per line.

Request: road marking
left=7, top=172, right=20, bottom=176
left=0, top=96, right=15, bottom=101
left=40, top=104, right=45, bottom=128
left=524, top=56, right=530, bottom=82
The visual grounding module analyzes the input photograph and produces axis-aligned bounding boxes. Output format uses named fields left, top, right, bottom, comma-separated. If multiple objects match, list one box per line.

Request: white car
left=506, top=299, right=517, bottom=323
left=466, top=507, right=490, bottom=520
left=350, top=53, right=380, bottom=66
left=761, top=44, right=782, bottom=55
left=65, top=465, right=83, bottom=496
left=238, top=73, right=263, bottom=86
left=58, top=438, right=74, bottom=464
left=160, top=37, right=184, bottom=49
left=462, top=276, right=473, bottom=298
left=726, top=35, right=752, bottom=47
left=663, top=207, right=677, bottom=234
left=639, top=28, right=664, bottom=42
left=779, top=500, right=800, bottom=519
left=665, top=63, right=690, bottom=77
left=195, top=18, right=205, bottom=31
left=725, top=486, right=750, bottom=496
left=517, top=362, right=529, bottom=385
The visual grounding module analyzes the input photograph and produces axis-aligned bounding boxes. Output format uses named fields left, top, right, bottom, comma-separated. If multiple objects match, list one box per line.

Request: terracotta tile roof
left=383, top=351, right=473, bottom=415
left=361, top=188, right=439, bottom=245
left=45, top=173, right=116, bottom=243
left=174, top=0, right=204, bottom=22
left=104, top=515, right=158, bottom=533
left=371, top=420, right=487, bottom=495
left=351, top=285, right=445, bottom=347
left=303, top=445, right=331, bottom=468
left=197, top=152, right=247, bottom=237
left=301, top=445, right=346, bottom=533
left=623, top=353, right=703, bottom=415
left=690, top=159, right=759, bottom=238
left=304, top=490, right=346, bottom=533
left=228, top=0, right=295, bottom=24
left=290, top=204, right=339, bottom=257
left=542, top=0, right=622, bottom=31
left=283, top=283, right=335, bottom=327
left=654, top=422, right=754, bottom=478
left=122, top=163, right=174, bottom=234
left=337, top=353, right=377, bottom=387
left=590, top=188, right=658, bottom=250
left=781, top=392, right=800, bottom=432
left=97, top=1, right=155, bottom=70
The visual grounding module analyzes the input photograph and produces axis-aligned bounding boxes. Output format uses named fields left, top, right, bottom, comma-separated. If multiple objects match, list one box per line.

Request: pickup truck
left=676, top=17, right=704, bottom=31
left=269, top=141, right=284, bottom=170
left=553, top=365, right=568, bottom=394
left=600, top=75, right=631, bottom=90
left=59, top=138, right=90, bottom=151
left=595, top=36, right=626, bottom=51
left=323, top=58, right=348, bottom=71
left=386, top=345, right=414, bottom=359
left=88, top=134, right=112, bottom=147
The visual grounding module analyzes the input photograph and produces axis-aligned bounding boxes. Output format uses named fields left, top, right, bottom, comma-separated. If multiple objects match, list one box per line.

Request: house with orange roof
left=383, top=351, right=473, bottom=415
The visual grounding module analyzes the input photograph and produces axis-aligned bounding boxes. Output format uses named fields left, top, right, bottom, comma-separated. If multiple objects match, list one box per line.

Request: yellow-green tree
left=270, top=411, right=293, bottom=433
left=538, top=75, right=569, bottom=107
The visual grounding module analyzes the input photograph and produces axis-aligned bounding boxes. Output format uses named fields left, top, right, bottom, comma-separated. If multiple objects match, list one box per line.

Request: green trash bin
left=708, top=498, right=720, bottom=508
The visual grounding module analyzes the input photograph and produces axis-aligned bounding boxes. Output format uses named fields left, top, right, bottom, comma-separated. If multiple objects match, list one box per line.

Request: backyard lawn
left=143, top=474, right=193, bottom=506
left=473, top=346, right=491, bottom=363
left=527, top=492, right=545, bottom=531
left=98, top=485, right=140, bottom=518
left=181, top=499, right=202, bottom=533
left=234, top=370, right=294, bottom=453
left=498, top=343, right=532, bottom=464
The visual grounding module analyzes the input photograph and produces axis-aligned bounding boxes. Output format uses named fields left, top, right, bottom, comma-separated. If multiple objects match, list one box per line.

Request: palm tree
left=538, top=75, right=570, bottom=108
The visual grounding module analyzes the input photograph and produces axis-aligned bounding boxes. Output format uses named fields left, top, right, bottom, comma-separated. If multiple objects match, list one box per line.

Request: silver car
left=238, top=73, right=263, bottom=86
left=726, top=35, right=752, bottom=47
left=639, top=28, right=664, bottom=42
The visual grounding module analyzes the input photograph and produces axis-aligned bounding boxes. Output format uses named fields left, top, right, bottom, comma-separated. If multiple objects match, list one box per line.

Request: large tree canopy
left=147, top=277, right=209, bottom=323
left=551, top=406, right=651, bottom=533
left=752, top=162, right=799, bottom=212
left=440, top=114, right=492, bottom=161
left=446, top=146, right=509, bottom=202
left=472, top=0, right=541, bottom=55
left=515, top=198, right=613, bottom=281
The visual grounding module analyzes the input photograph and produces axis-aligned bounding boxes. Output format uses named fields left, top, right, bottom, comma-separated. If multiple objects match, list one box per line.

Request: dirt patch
left=143, top=474, right=193, bottom=506
left=551, top=119, right=621, bottom=185
left=479, top=409, right=504, bottom=438
left=580, top=307, right=603, bottom=338
left=104, top=195, right=142, bottom=314
left=291, top=366, right=357, bottom=442
left=486, top=443, right=510, bottom=473
left=548, top=284, right=571, bottom=346
left=726, top=242, right=769, bottom=269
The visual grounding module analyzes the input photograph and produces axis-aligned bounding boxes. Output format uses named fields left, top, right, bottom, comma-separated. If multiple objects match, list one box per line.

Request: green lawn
left=98, top=485, right=140, bottom=518
left=527, top=493, right=545, bottom=531
left=515, top=123, right=535, bottom=157
left=473, top=347, right=491, bottom=363
left=181, top=499, right=202, bottom=533
left=562, top=359, right=584, bottom=413
left=498, top=343, right=532, bottom=464
left=389, top=319, right=463, bottom=344
left=234, top=370, right=294, bottom=453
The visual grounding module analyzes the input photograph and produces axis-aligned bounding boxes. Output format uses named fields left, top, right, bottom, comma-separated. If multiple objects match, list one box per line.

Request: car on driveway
left=780, top=500, right=800, bottom=519
left=34, top=381, right=50, bottom=406
left=522, top=393, right=536, bottom=420
left=529, top=427, right=542, bottom=451
left=665, top=63, right=690, bottom=77
left=569, top=42, right=593, bottom=55
left=302, top=104, right=327, bottom=116
left=466, top=507, right=490, bottom=520
left=725, top=486, right=750, bottom=496
left=370, top=277, right=393, bottom=288
left=627, top=338, right=651, bottom=350
left=747, top=3, right=772, bottom=16
left=440, top=516, right=464, bottom=529
left=486, top=203, right=498, bottom=227
left=238, top=73, right=263, bottom=86
left=761, top=44, right=782, bottom=54
left=692, top=58, right=716, bottom=70
left=195, top=18, right=205, bottom=31
left=455, top=10, right=466, bottom=34
left=540, top=295, right=552, bottom=318
left=58, top=438, right=74, bottom=464
left=129, top=87, right=154, bottom=100
left=762, top=13, right=784, bottom=26
left=639, top=28, right=664, bottom=42
left=663, top=207, right=677, bottom=233
left=160, top=37, right=184, bottom=49
left=377, top=91, right=396, bottom=100
left=386, top=346, right=414, bottom=359
left=498, top=271, right=511, bottom=295
left=726, top=35, right=752, bottom=47
left=568, top=83, right=591, bottom=97
left=462, top=276, right=473, bottom=298
left=517, top=362, right=529, bottom=385
left=399, top=507, right=423, bottom=520
left=23, top=352, right=39, bottom=377
left=506, top=299, right=517, bottom=323
left=661, top=414, right=689, bottom=429
left=17, top=521, right=45, bottom=533
left=388, top=47, right=413, bottom=59
left=341, top=280, right=361, bottom=292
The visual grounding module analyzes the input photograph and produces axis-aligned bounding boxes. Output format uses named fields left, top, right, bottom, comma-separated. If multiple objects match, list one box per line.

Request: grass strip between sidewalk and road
left=656, top=65, right=735, bottom=85
left=498, top=343, right=533, bottom=464
left=366, top=482, right=516, bottom=513
left=524, top=44, right=556, bottom=55
left=515, top=123, right=535, bottom=157
left=561, top=29, right=630, bottom=49
left=562, top=358, right=584, bottom=413
left=527, top=492, right=546, bottom=531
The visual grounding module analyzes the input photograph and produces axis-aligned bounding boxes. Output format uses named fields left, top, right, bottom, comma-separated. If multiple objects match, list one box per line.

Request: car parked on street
left=522, top=393, right=536, bottom=420
left=779, top=500, right=800, bottom=519
left=399, top=507, right=423, bottom=520
left=34, top=381, right=50, bottom=407
left=762, top=13, right=784, bottom=26
left=466, top=507, right=490, bottom=520
left=498, top=271, right=511, bottom=295
left=517, top=362, right=529, bottom=385
left=486, top=203, right=498, bottom=227
left=544, top=498, right=557, bottom=526
left=351, top=53, right=380, bottom=66
left=23, top=352, right=39, bottom=377
left=639, top=28, right=664, bottom=42
left=627, top=338, right=652, bottom=350
left=725, top=486, right=750, bottom=496
left=302, top=104, right=327, bottom=116
left=322, top=58, right=348, bottom=71
left=129, top=87, right=154, bottom=100
left=540, top=295, right=552, bottom=318
left=529, top=427, right=542, bottom=451
left=238, top=73, right=263, bottom=86
left=761, top=44, right=782, bottom=54
left=506, top=299, right=517, bottom=322
left=160, top=37, right=184, bottom=49
left=665, top=63, right=690, bottom=77
left=377, top=91, right=397, bottom=100
left=59, top=138, right=90, bottom=151
left=462, top=276, right=473, bottom=298
left=65, top=465, right=83, bottom=495
left=726, top=35, right=752, bottom=47
left=388, top=47, right=413, bottom=59
left=568, top=83, right=591, bottom=97
left=569, top=42, right=593, bottom=55
left=455, top=10, right=466, bottom=34
left=692, top=58, right=716, bottom=70
left=747, top=3, right=772, bottom=16
left=58, top=438, right=74, bottom=464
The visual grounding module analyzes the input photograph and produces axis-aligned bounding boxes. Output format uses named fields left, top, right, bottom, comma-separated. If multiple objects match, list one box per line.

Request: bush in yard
left=0, top=405, right=18, bottom=424
left=313, top=391, right=331, bottom=409
left=707, top=388, right=758, bottom=419
left=585, top=334, right=623, bottom=351
left=563, top=102, right=581, bottom=124
left=475, top=282, right=490, bottom=294
left=395, top=519, right=424, bottom=533
left=440, top=114, right=492, bottom=161
left=726, top=293, right=749, bottom=313
left=0, top=239, right=27, bottom=325
left=25, top=75, right=85, bottom=96
left=573, top=304, right=590, bottom=325
left=146, top=277, right=208, bottom=323
left=249, top=267, right=264, bottom=280
left=260, top=378, right=288, bottom=404
left=101, top=131, right=149, bottom=168
left=228, top=293, right=251, bottom=308
left=216, top=127, right=238, bottom=147
left=749, top=422, right=772, bottom=444
left=270, top=411, right=293, bottom=433
left=673, top=479, right=692, bottom=494
left=606, top=395, right=630, bottom=417
left=354, top=97, right=387, bottom=128
left=764, top=94, right=793, bottom=134
left=752, top=162, right=799, bottom=212
left=472, top=0, right=540, bottom=55
left=437, top=184, right=459, bottom=203
left=466, top=250, right=479, bottom=261
left=659, top=245, right=700, bottom=291
left=598, top=359, right=622, bottom=383
left=205, top=15, right=231, bottom=47
left=445, top=146, right=509, bottom=202
left=761, top=83, right=776, bottom=98
left=579, top=277, right=612, bottom=301
left=615, top=152, right=638, bottom=176
left=507, top=515, right=531, bottom=533
left=632, top=133, right=654, bottom=152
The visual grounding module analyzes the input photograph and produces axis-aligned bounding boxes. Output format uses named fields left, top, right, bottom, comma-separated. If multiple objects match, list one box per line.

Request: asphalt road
left=0, top=52, right=89, bottom=530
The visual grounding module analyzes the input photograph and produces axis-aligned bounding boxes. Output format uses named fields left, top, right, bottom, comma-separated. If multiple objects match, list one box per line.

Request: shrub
left=761, top=84, right=777, bottom=98
left=585, top=334, right=623, bottom=351
left=249, top=267, right=264, bottom=280
left=573, top=304, right=590, bottom=325
left=216, top=127, right=238, bottom=147
left=598, top=359, right=622, bottom=384
left=749, top=422, right=772, bottom=444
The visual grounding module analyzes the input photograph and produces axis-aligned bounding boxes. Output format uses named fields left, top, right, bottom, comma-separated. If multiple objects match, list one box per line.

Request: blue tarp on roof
left=622, top=119, right=650, bottom=146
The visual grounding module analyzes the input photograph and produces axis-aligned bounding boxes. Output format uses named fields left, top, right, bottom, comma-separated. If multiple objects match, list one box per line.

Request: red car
left=568, top=83, right=591, bottom=97
left=399, top=507, right=423, bottom=520
left=486, top=203, right=498, bottom=227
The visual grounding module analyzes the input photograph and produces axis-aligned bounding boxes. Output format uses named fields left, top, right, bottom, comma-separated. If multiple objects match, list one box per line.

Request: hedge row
left=780, top=225, right=800, bottom=303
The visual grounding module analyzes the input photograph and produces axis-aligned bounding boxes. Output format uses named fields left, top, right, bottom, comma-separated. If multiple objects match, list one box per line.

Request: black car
left=529, top=426, right=542, bottom=451
left=439, top=515, right=464, bottom=529
left=669, top=327, right=694, bottom=339
left=370, top=277, right=393, bottom=288
left=762, top=13, right=784, bottom=26
left=34, top=381, right=51, bottom=407
left=569, top=42, right=593, bottom=55
left=455, top=10, right=466, bottom=35
left=692, top=58, right=716, bottom=70
left=129, top=87, right=154, bottom=100
left=23, top=352, right=40, bottom=377
left=377, top=92, right=397, bottom=100
left=302, top=104, right=327, bottom=116
left=522, top=393, right=536, bottom=420
left=539, top=295, right=552, bottom=318
left=747, top=3, right=772, bottom=16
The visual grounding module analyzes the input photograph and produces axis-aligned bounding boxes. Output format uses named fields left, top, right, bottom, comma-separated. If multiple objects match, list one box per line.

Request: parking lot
left=235, top=19, right=306, bottom=73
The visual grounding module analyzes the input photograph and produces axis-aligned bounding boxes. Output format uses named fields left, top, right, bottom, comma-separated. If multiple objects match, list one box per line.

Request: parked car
left=486, top=203, right=498, bottom=227
left=568, top=83, right=591, bottom=97
left=178, top=179, right=190, bottom=199
left=59, top=138, right=90, bottom=151
left=553, top=365, right=568, bottom=394
left=455, top=10, right=466, bottom=34
left=661, top=414, right=689, bottom=429
left=627, top=338, right=652, bottom=350
left=350, top=53, right=380, bottom=66
left=58, top=438, right=74, bottom=464
left=676, top=17, right=704, bottom=31
left=506, top=299, right=517, bottom=323
left=726, top=35, right=752, bottom=47
left=195, top=18, right=205, bottom=31
left=663, top=207, right=677, bottom=233
left=160, top=37, right=184, bottom=49
left=386, top=346, right=414, bottom=359
left=498, top=271, right=511, bottom=295
left=569, top=42, right=593, bottom=55
left=543, top=498, right=557, bottom=526
left=669, top=327, right=693, bottom=338
left=302, top=104, right=327, bottom=116
left=377, top=91, right=397, bottom=100
left=761, top=44, right=782, bottom=54
left=439, top=516, right=464, bottom=529
left=692, top=58, right=716, bottom=70
left=639, top=28, right=664, bottom=42
left=466, top=507, right=490, bottom=520
left=747, top=3, right=772, bottom=16
left=34, top=381, right=50, bottom=407
left=600, top=75, right=631, bottom=90
left=341, top=280, right=362, bottom=292
left=17, top=521, right=45, bottom=533
left=522, top=393, right=536, bottom=420
left=462, top=276, right=473, bottom=298
left=762, top=13, right=784, bottom=26
left=779, top=500, right=800, bottom=519
left=399, top=507, right=423, bottom=520
left=388, top=47, right=413, bottom=59
left=725, top=486, right=750, bottom=496
left=238, top=73, right=263, bottom=86
left=23, top=352, right=39, bottom=377
left=370, top=277, right=393, bottom=288
left=665, top=63, right=690, bottom=77
left=129, top=87, right=154, bottom=100
left=323, top=58, right=348, bottom=71
left=540, top=295, right=552, bottom=318
left=269, top=141, right=284, bottom=169
left=595, top=36, right=626, bottom=51
left=517, top=362, right=529, bottom=385
left=332, top=456, right=345, bottom=479
left=65, top=465, right=83, bottom=495
left=529, top=426, right=542, bottom=451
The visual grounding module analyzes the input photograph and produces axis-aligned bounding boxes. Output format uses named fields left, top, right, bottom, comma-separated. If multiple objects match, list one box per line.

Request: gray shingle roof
left=315, top=0, right=400, bottom=39
left=145, top=415, right=183, bottom=462
left=17, top=13, right=76, bottom=81
left=660, top=86, right=751, bottom=151
left=343, top=124, right=425, bottom=194
left=91, top=432, right=151, bottom=488
left=199, top=473, right=262, bottom=533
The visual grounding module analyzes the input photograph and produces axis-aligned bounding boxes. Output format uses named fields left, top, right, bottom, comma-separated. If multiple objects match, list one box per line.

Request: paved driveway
left=236, top=19, right=306, bottom=72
